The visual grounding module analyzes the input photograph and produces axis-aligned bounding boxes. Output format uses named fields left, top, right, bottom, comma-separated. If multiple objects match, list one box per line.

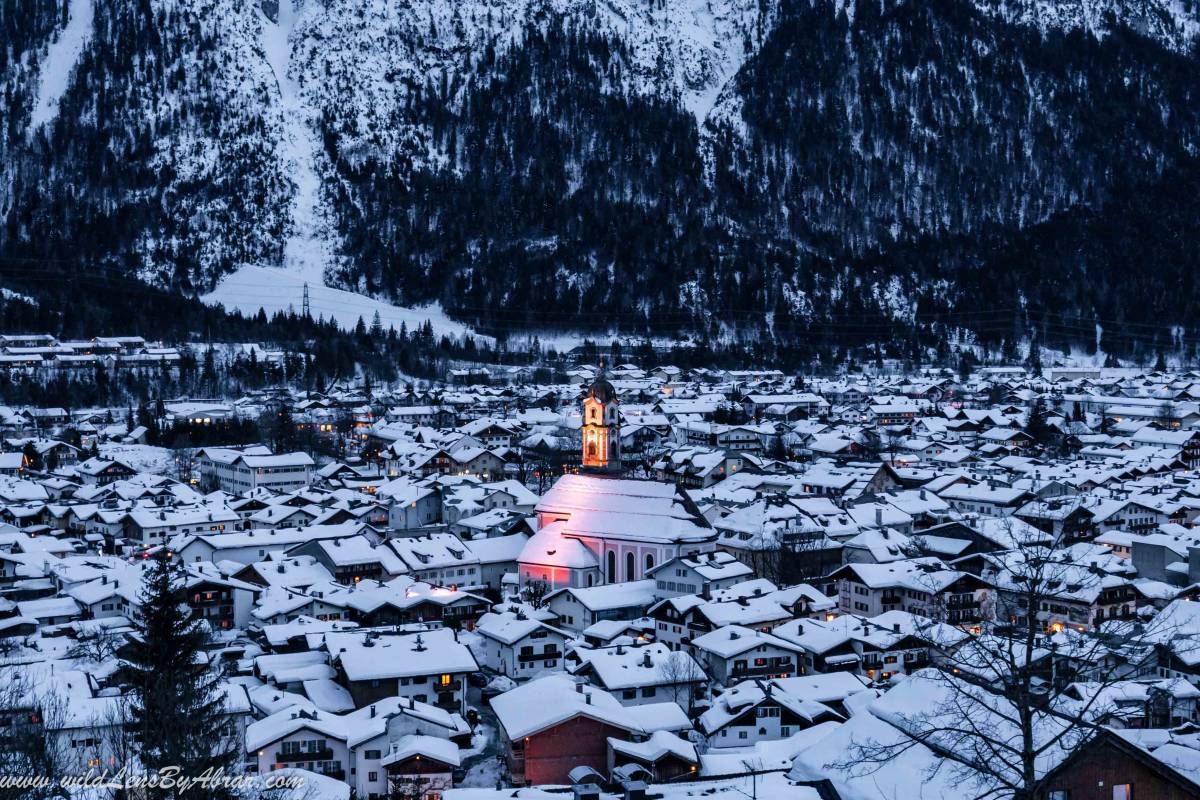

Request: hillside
left=2, top=0, right=1199, bottom=357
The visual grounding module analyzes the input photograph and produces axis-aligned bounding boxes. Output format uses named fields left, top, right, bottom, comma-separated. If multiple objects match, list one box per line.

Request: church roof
left=588, top=375, right=617, bottom=404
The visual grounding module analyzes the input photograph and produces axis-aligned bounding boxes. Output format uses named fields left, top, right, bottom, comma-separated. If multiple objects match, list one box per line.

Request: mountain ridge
left=2, top=0, right=1199, bottom=358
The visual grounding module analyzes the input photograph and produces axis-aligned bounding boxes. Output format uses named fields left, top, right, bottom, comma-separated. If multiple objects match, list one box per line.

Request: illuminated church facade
left=581, top=371, right=621, bottom=472
left=516, top=374, right=716, bottom=590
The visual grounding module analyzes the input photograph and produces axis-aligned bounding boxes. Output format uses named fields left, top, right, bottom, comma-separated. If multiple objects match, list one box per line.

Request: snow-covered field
left=28, top=0, right=95, bottom=132
left=203, top=264, right=486, bottom=341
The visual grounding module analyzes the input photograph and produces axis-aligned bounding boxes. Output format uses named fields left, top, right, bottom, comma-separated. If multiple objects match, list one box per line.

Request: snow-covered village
left=11, top=0, right=1200, bottom=796
left=0, top=353, right=1198, bottom=800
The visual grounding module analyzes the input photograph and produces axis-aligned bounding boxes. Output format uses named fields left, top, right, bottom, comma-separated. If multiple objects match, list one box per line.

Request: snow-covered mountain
left=2, top=0, right=1200, bottom=352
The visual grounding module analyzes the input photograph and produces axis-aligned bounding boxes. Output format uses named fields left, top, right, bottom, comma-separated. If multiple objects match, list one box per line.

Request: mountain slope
left=1, top=0, right=1199, bottom=355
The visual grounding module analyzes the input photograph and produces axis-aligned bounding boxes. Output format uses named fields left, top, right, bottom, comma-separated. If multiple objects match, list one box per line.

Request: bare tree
left=66, top=629, right=125, bottom=664
left=388, top=770, right=453, bottom=799
left=519, top=579, right=550, bottom=609
left=0, top=667, right=73, bottom=800
left=657, top=650, right=707, bottom=713
left=830, top=530, right=1188, bottom=800
left=173, top=445, right=198, bottom=485
left=1156, top=400, right=1178, bottom=429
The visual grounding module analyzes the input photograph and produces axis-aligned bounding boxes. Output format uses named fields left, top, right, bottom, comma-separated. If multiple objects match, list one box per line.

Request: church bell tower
left=582, top=368, right=621, bottom=473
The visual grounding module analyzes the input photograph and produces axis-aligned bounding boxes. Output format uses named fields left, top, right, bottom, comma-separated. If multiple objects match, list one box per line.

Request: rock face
left=3, top=0, right=1200, bottom=351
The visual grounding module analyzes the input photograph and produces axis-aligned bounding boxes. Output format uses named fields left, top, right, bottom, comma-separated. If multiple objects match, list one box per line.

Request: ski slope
left=261, top=0, right=337, bottom=281
left=29, top=0, right=95, bottom=132
left=203, top=264, right=487, bottom=341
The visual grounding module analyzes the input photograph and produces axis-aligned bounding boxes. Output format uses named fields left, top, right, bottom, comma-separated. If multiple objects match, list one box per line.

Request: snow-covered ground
left=261, top=0, right=337, bottom=282
left=98, top=443, right=175, bottom=475
left=203, top=264, right=486, bottom=340
left=28, top=0, right=95, bottom=132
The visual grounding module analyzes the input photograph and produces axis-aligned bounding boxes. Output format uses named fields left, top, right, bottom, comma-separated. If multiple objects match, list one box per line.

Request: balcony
left=276, top=748, right=333, bottom=763
left=731, top=663, right=794, bottom=679
left=880, top=595, right=902, bottom=607
left=318, top=770, right=345, bottom=782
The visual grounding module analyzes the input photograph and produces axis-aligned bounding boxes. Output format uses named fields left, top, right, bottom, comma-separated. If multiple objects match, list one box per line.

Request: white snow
left=98, top=443, right=174, bottom=475
left=28, top=0, right=95, bottom=132
left=203, top=264, right=486, bottom=340
left=260, top=0, right=338, bottom=282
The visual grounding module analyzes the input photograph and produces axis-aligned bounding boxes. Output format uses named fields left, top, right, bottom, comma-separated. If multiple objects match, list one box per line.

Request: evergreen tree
left=125, top=556, right=238, bottom=798
left=1023, top=397, right=1055, bottom=447
left=1026, top=335, right=1042, bottom=375
left=21, top=441, right=40, bottom=471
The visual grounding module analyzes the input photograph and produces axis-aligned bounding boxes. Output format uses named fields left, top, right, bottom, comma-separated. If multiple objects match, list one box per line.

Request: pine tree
left=1024, top=396, right=1055, bottom=447
left=21, top=441, right=41, bottom=471
left=125, top=556, right=238, bottom=798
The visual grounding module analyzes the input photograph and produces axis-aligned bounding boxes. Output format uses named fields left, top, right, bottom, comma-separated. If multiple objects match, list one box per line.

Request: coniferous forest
left=4, top=0, right=1200, bottom=361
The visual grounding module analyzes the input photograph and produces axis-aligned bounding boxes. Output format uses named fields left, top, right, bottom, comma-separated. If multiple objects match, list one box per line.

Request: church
left=517, top=372, right=717, bottom=590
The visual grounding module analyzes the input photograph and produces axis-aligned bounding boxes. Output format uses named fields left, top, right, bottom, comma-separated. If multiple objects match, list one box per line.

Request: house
left=772, top=611, right=967, bottom=681
left=75, top=457, right=136, bottom=486
left=1015, top=498, right=1097, bottom=541
left=545, top=580, right=658, bottom=633
left=185, top=567, right=260, bottom=630
left=198, top=446, right=314, bottom=494
left=607, top=730, right=698, bottom=783
left=286, top=535, right=407, bottom=585
left=329, top=628, right=477, bottom=713
left=490, top=674, right=690, bottom=786
left=388, top=533, right=481, bottom=588
left=690, top=625, right=806, bottom=686
left=1037, top=727, right=1200, bottom=800
left=939, top=482, right=1033, bottom=516
left=474, top=610, right=568, bottom=680
left=573, top=643, right=707, bottom=709
left=172, top=523, right=373, bottom=566
left=829, top=558, right=991, bottom=625
left=698, top=673, right=868, bottom=748
left=647, top=551, right=754, bottom=600
left=376, top=478, right=441, bottom=530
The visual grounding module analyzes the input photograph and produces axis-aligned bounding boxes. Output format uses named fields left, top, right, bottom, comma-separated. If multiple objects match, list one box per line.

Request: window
left=608, top=551, right=617, bottom=583
left=364, top=750, right=381, bottom=760
left=626, top=552, right=635, bottom=582
left=645, top=553, right=654, bottom=573
left=439, top=674, right=452, bottom=687
left=368, top=772, right=377, bottom=782
left=1112, top=786, right=1131, bottom=800
left=1048, top=792, right=1068, bottom=800
left=623, top=689, right=637, bottom=700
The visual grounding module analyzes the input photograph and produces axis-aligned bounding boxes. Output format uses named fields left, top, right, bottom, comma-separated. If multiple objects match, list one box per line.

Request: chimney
left=584, top=692, right=592, bottom=705
left=370, top=705, right=376, bottom=718
left=576, top=681, right=584, bottom=694
left=409, top=696, right=416, bottom=709
left=919, top=489, right=926, bottom=500
left=893, top=623, right=900, bottom=632
left=875, top=508, right=883, bottom=527
left=641, top=652, right=652, bottom=668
